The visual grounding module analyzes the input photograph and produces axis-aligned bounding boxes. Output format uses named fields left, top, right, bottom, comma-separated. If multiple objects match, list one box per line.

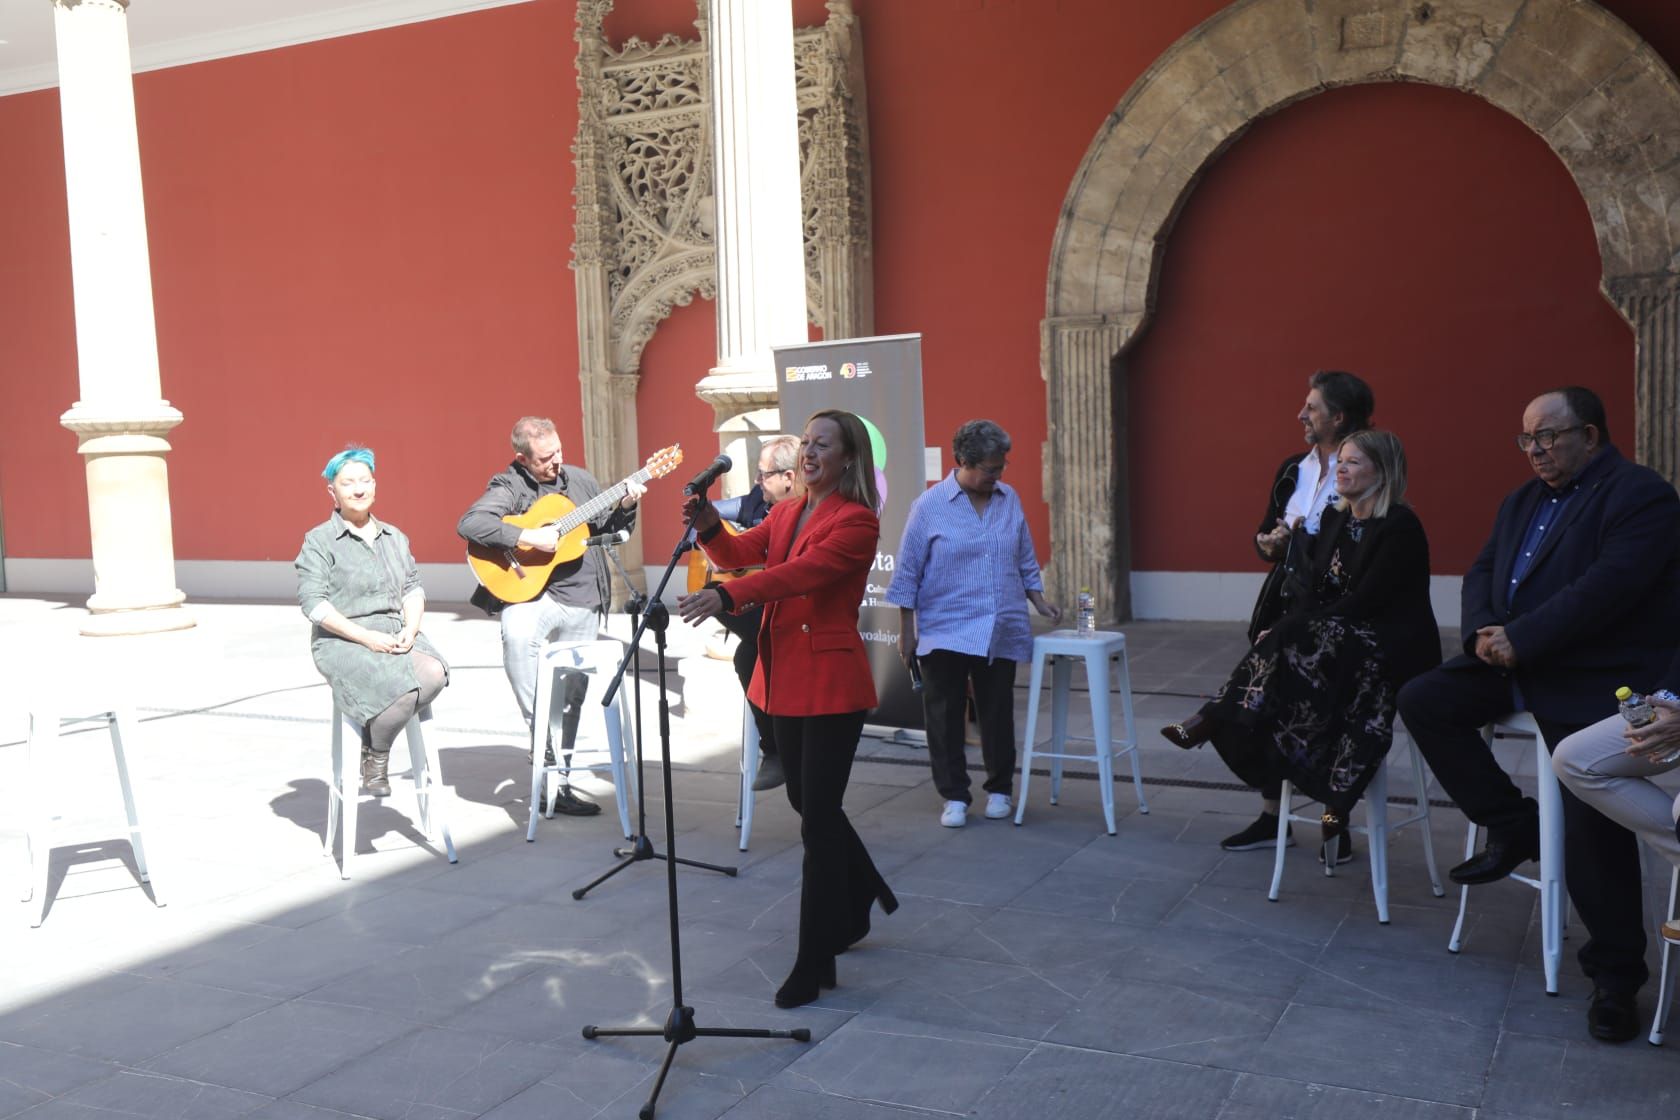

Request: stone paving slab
left=2, top=597, right=1679, bottom=1120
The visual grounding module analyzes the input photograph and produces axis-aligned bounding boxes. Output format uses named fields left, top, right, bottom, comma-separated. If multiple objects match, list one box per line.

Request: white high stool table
left=326, top=701, right=456, bottom=879
left=23, top=706, right=165, bottom=927
left=1014, top=629, right=1147, bottom=834
left=1447, top=712, right=1565, bottom=994
left=736, top=698, right=760, bottom=851
left=1268, top=723, right=1445, bottom=922
left=1650, top=865, right=1678, bottom=1045
left=527, top=638, right=638, bottom=842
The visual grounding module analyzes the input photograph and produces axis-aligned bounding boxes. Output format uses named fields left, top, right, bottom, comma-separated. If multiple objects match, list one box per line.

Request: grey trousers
left=499, top=596, right=600, bottom=754
left=1553, top=713, right=1680, bottom=873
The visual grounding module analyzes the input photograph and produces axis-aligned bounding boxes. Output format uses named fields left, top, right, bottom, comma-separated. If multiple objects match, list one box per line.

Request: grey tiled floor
left=1, top=597, right=1678, bottom=1119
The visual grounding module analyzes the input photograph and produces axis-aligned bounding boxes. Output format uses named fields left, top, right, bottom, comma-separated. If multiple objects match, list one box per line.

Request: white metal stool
left=1651, top=865, right=1678, bottom=1045
left=23, top=706, right=164, bottom=927
left=326, top=701, right=456, bottom=879
left=1447, top=712, right=1565, bottom=994
left=1268, top=722, right=1444, bottom=922
left=736, top=697, right=759, bottom=851
left=1014, top=629, right=1147, bottom=835
left=526, top=639, right=637, bottom=842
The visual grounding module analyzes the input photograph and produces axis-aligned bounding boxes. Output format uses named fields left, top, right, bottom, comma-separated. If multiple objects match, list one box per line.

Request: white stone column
left=697, top=0, right=807, bottom=481
left=51, top=0, right=191, bottom=635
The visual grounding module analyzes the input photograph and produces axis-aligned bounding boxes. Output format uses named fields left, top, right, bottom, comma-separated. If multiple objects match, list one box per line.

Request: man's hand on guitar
left=682, top=493, right=721, bottom=535
left=620, top=480, right=647, bottom=511
left=517, top=526, right=561, bottom=553
left=676, top=588, right=724, bottom=624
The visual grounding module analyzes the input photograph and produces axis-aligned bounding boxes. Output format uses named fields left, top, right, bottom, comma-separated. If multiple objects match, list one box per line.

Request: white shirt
left=1284, top=448, right=1339, bottom=535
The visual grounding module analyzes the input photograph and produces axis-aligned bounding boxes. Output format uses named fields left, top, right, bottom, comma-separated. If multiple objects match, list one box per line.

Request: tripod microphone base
left=583, top=1006, right=810, bottom=1118
left=571, top=834, right=738, bottom=900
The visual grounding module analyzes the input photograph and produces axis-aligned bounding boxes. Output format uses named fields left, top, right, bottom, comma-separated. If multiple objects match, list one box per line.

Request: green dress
left=296, top=512, right=448, bottom=724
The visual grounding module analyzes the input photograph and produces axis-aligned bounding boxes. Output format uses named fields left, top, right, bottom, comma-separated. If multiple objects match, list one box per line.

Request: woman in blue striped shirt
left=887, top=420, right=1061, bottom=827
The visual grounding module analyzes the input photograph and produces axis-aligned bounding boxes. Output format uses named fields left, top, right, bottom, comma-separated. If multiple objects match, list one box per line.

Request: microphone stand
left=570, top=533, right=735, bottom=899
left=582, top=519, right=807, bottom=1120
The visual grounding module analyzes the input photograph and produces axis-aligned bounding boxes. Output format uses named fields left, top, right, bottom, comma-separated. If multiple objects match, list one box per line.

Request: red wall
left=1, top=0, right=1676, bottom=588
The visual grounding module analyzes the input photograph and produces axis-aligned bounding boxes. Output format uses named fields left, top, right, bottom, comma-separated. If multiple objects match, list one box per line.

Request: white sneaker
left=984, top=793, right=1012, bottom=820
left=940, top=800, right=968, bottom=828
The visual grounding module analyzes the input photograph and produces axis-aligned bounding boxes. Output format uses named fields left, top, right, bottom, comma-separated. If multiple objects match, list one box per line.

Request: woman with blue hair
left=296, top=446, right=448, bottom=795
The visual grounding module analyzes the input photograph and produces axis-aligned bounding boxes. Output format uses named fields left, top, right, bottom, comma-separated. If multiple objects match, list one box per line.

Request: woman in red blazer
left=679, top=409, right=897, bottom=1008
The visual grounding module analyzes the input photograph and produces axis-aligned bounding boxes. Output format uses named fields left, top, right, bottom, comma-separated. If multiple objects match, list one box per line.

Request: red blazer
left=701, top=492, right=879, bottom=717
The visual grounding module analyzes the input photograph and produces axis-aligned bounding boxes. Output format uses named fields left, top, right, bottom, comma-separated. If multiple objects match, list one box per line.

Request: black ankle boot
left=361, top=748, right=392, bottom=797
left=844, top=882, right=900, bottom=951
left=774, top=957, right=837, bottom=1008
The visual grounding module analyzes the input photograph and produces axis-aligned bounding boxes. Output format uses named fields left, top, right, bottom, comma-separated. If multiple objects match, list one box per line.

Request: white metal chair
left=526, top=639, right=637, bottom=842
left=1447, top=712, right=1565, bottom=994
left=1014, top=629, right=1147, bottom=835
left=1268, top=722, right=1444, bottom=922
left=23, top=706, right=164, bottom=927
left=736, top=697, right=759, bottom=851
left=326, top=701, right=456, bottom=879
left=1651, top=865, right=1679, bottom=1045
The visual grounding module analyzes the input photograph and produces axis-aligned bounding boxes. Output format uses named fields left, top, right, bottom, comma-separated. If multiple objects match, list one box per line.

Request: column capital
left=60, top=399, right=185, bottom=442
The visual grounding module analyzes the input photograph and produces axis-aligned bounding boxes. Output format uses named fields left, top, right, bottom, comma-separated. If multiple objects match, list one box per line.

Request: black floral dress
left=1202, top=516, right=1398, bottom=820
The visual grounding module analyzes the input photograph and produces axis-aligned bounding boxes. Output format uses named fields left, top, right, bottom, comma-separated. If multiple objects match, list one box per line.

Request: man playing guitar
left=708, top=434, right=800, bottom=790
left=457, top=416, right=644, bottom=816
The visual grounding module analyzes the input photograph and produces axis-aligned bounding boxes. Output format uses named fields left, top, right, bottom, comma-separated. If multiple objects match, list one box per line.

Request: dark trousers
left=772, top=710, right=890, bottom=967
left=721, top=605, right=776, bottom=758
left=921, top=650, right=1017, bottom=804
left=1397, top=661, right=1649, bottom=993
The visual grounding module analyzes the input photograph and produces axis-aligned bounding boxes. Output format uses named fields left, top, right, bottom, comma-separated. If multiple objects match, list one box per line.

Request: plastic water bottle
left=1616, top=686, right=1656, bottom=728
left=1076, top=589, right=1095, bottom=637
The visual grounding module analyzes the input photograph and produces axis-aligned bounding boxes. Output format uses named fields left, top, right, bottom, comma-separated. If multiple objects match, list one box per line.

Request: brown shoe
left=1161, top=714, right=1211, bottom=750
left=361, top=748, right=392, bottom=797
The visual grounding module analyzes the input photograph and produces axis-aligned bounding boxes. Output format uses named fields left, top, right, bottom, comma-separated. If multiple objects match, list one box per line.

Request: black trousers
left=920, top=649, right=1017, bottom=804
left=720, top=605, right=776, bottom=758
left=1397, top=661, right=1648, bottom=993
left=771, top=710, right=890, bottom=967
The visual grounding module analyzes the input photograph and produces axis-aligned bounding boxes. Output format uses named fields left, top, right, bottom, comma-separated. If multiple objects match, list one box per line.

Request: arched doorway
left=1042, top=0, right=1680, bottom=620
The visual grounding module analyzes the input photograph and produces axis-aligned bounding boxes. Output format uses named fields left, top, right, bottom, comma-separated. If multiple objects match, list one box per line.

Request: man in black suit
left=1397, top=386, right=1680, bottom=1043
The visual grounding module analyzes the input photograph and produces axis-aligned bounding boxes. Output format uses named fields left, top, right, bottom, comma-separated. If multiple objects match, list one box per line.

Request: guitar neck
left=552, top=468, right=651, bottom=534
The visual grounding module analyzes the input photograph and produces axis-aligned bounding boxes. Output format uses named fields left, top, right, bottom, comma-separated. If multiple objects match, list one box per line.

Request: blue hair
left=322, top=446, right=376, bottom=482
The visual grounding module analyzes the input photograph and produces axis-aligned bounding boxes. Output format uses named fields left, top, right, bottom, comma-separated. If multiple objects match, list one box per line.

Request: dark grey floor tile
left=287, top=1028, right=562, bottom=1119
left=245, top=1102, right=374, bottom=1120
left=53, top=1070, right=273, bottom=1120
left=1290, top=945, right=1516, bottom=1029
left=1166, top=882, right=1355, bottom=950
left=1215, top=1072, right=1475, bottom=1119
left=0, top=976, right=276, bottom=1064
left=773, top=1016, right=1031, bottom=1113
left=971, top=1042, right=1240, bottom=1120
left=1225, top=1002, right=1497, bottom=1107
left=1103, top=923, right=1315, bottom=1002
left=170, top=925, right=422, bottom=1000
left=141, top=1001, right=414, bottom=1097
left=0, top=1042, right=118, bottom=1119
left=298, top=945, right=542, bottom=1022
left=718, top=1084, right=930, bottom=1119
left=1047, top=975, right=1285, bottom=1063
left=434, top=900, right=630, bottom=962
left=1005, top=866, right=1193, bottom=927
left=435, top=965, right=671, bottom=1047
left=956, top=907, right=1148, bottom=973
left=860, top=951, right=1104, bottom=1041
left=298, top=887, right=508, bottom=945
left=1480, top=1029, right=1680, bottom=1118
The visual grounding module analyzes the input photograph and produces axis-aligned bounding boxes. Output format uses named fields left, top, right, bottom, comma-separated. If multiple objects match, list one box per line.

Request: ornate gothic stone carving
left=573, top=0, right=873, bottom=515
left=1043, top=0, right=1680, bottom=622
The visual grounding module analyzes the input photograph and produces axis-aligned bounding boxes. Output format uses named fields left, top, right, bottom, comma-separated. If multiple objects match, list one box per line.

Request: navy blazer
left=1451, top=445, right=1680, bottom=723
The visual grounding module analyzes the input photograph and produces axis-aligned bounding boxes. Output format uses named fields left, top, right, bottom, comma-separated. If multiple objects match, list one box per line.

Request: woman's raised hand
left=676, top=588, right=724, bottom=625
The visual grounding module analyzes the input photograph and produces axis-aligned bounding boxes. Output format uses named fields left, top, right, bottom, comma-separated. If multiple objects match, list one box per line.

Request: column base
left=81, top=599, right=194, bottom=637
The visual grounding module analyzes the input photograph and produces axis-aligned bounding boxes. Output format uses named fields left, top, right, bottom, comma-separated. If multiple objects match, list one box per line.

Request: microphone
left=682, top=454, right=733, bottom=496
left=584, top=529, right=630, bottom=548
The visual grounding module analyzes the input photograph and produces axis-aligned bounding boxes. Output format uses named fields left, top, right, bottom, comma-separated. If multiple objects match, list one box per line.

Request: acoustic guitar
left=685, top=519, right=764, bottom=594
left=466, top=444, right=683, bottom=604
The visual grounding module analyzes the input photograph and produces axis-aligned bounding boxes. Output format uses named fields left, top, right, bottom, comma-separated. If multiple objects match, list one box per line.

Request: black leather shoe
left=1586, top=986, right=1639, bottom=1043
left=546, top=785, right=601, bottom=817
left=1447, top=828, right=1539, bottom=885
left=1161, top=714, right=1212, bottom=750
left=752, top=752, right=786, bottom=792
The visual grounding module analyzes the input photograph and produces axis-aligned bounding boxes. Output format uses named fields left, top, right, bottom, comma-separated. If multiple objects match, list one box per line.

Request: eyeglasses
left=755, top=468, right=793, bottom=481
left=1515, top=426, right=1585, bottom=452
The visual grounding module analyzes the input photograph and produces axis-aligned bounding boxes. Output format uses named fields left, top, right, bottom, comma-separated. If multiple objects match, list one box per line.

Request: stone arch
left=1042, top=0, right=1680, bottom=620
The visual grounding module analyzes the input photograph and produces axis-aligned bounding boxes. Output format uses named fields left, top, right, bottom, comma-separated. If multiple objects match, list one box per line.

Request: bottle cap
left=1615, top=686, right=1633, bottom=701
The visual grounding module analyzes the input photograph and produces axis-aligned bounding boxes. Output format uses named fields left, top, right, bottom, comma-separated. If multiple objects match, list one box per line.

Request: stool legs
left=1086, top=654, right=1117, bottom=836
left=107, top=709, right=161, bottom=905
left=1012, top=649, right=1049, bottom=825
left=1049, top=656, right=1072, bottom=805
left=1366, top=763, right=1390, bottom=923
left=407, top=716, right=456, bottom=864
left=1268, top=780, right=1294, bottom=903
left=1534, top=735, right=1566, bottom=996
left=1652, top=866, right=1678, bottom=1045
left=737, top=701, right=759, bottom=850
left=1114, top=650, right=1147, bottom=815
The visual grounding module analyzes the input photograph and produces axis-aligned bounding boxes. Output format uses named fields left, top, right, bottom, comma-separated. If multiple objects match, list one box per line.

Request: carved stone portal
left=572, top=0, right=872, bottom=577
left=1042, top=0, right=1680, bottom=622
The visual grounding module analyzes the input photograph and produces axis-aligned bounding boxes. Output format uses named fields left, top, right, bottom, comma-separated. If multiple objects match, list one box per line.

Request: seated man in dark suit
left=1398, top=386, right=1680, bottom=1043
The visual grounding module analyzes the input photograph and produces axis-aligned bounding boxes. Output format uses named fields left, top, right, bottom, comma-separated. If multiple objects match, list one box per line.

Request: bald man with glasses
left=1397, top=386, right=1680, bottom=1043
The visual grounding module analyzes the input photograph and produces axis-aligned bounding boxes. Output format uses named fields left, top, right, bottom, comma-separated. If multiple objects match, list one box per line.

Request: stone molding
left=572, top=0, right=873, bottom=497
left=51, top=1, right=130, bottom=12
left=1042, top=0, right=1680, bottom=621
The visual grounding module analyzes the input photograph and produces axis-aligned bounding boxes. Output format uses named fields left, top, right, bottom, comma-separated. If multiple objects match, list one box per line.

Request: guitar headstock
left=644, top=444, right=684, bottom=479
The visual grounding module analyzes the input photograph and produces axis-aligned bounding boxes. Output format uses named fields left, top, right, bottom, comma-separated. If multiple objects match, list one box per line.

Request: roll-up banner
left=773, top=333, right=926, bottom=732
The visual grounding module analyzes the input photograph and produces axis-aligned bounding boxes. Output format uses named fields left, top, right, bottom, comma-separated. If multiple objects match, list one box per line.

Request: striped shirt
left=885, top=472, right=1045, bottom=662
